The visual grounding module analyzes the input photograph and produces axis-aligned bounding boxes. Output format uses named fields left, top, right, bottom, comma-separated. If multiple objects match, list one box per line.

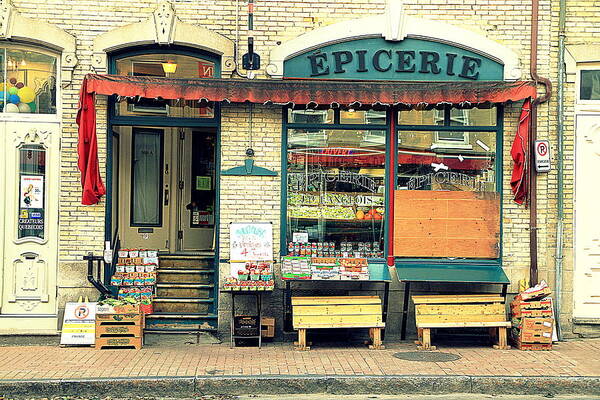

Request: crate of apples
left=356, top=208, right=383, bottom=220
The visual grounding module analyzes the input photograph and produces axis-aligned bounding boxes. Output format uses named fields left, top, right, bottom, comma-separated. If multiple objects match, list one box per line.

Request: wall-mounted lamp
left=161, top=61, right=177, bottom=74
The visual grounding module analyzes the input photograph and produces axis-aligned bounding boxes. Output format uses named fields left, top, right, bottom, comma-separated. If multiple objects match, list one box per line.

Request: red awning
left=82, top=73, right=537, bottom=106
left=76, top=73, right=536, bottom=205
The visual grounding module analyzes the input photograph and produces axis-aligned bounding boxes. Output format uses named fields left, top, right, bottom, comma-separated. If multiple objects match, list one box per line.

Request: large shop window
left=18, top=145, right=46, bottom=240
left=114, top=53, right=216, bottom=118
left=395, top=106, right=501, bottom=259
left=285, top=108, right=387, bottom=258
left=0, top=46, right=57, bottom=114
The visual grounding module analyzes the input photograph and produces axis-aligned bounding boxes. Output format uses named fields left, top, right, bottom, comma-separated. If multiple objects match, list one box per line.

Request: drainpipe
left=554, top=0, right=566, bottom=340
left=529, top=0, right=552, bottom=286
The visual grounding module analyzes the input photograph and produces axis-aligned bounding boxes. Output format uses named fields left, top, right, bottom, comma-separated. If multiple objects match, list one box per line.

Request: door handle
left=164, top=188, right=169, bottom=206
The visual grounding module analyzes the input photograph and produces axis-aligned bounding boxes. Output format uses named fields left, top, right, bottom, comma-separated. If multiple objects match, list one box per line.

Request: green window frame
left=282, top=105, right=503, bottom=264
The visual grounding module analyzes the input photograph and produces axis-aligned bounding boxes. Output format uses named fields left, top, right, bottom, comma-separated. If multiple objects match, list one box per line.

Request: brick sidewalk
left=0, top=339, right=598, bottom=381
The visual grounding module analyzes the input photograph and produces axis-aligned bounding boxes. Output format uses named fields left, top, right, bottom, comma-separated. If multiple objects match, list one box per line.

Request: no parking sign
left=534, top=140, right=551, bottom=173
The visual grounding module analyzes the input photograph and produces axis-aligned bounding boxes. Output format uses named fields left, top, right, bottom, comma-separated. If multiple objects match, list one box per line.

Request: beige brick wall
left=9, top=0, right=594, bottom=335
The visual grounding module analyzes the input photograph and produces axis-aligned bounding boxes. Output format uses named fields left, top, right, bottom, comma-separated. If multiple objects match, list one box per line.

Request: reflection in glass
left=580, top=70, right=600, bottom=101
left=340, top=109, right=386, bottom=125
left=115, top=53, right=216, bottom=118
left=397, top=130, right=496, bottom=192
left=132, top=130, right=162, bottom=226
left=287, top=128, right=386, bottom=257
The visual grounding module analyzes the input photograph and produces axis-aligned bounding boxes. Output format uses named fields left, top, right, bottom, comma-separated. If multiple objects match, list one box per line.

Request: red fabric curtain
left=76, top=79, right=106, bottom=205
left=511, top=98, right=531, bottom=205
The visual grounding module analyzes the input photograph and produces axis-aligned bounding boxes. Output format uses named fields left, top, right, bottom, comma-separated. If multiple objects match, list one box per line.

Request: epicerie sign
left=534, top=140, right=551, bottom=173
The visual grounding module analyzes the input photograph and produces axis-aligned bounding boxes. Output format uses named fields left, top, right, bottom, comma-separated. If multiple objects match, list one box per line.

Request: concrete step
left=156, top=269, right=214, bottom=284
left=159, top=255, right=215, bottom=269
left=152, top=297, right=215, bottom=313
left=156, top=283, right=214, bottom=298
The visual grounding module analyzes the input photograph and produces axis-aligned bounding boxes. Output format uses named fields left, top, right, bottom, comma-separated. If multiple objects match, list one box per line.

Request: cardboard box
left=261, top=317, right=275, bottom=338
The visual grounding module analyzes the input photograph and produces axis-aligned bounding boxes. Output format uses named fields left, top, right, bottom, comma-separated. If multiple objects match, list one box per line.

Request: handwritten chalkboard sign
left=230, top=222, right=273, bottom=262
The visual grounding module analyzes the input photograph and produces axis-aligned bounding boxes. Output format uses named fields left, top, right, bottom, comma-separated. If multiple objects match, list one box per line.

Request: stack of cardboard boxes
left=510, top=282, right=554, bottom=350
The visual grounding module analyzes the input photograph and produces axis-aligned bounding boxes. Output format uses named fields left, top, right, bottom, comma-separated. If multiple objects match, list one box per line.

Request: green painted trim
left=394, top=106, right=504, bottom=265
left=285, top=122, right=386, bottom=130
left=109, top=116, right=219, bottom=128
left=221, top=159, right=278, bottom=176
left=213, top=121, right=222, bottom=315
left=383, top=108, right=392, bottom=259
left=280, top=108, right=289, bottom=256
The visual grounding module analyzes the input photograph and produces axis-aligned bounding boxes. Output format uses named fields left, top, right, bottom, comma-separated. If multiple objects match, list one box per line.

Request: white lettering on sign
left=407, top=172, right=486, bottom=191
left=534, top=140, right=551, bottom=173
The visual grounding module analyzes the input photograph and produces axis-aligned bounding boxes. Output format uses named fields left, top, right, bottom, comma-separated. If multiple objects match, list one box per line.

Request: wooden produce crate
left=511, top=317, right=553, bottom=346
left=513, top=340, right=553, bottom=351
left=511, top=299, right=552, bottom=318
left=95, top=312, right=144, bottom=350
left=261, top=317, right=275, bottom=338
left=291, top=296, right=384, bottom=350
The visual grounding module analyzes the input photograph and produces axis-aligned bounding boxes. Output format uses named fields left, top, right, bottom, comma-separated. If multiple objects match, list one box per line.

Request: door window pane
left=287, top=128, right=386, bottom=258
left=189, top=131, right=216, bottom=227
left=1, top=48, right=57, bottom=114
left=131, top=130, right=162, bottom=226
left=580, top=70, right=600, bottom=100
left=115, top=53, right=215, bottom=118
left=18, top=145, right=46, bottom=239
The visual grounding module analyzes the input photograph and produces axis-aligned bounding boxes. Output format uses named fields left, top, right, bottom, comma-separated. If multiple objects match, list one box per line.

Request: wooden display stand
left=95, top=308, right=144, bottom=350
left=413, top=294, right=510, bottom=350
left=292, top=296, right=385, bottom=350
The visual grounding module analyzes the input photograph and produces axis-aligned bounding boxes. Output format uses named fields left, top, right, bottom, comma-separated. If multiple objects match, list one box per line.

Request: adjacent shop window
left=286, top=108, right=387, bottom=258
left=580, top=69, right=600, bottom=101
left=131, top=129, right=163, bottom=226
left=395, top=106, right=501, bottom=259
left=0, top=47, right=57, bottom=114
left=18, top=145, right=46, bottom=240
left=115, top=53, right=216, bottom=118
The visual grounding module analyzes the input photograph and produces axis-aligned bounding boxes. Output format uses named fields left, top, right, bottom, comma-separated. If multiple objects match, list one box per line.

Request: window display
left=286, top=108, right=387, bottom=258
left=18, top=145, right=46, bottom=240
left=0, top=47, right=57, bottom=114
left=115, top=53, right=216, bottom=118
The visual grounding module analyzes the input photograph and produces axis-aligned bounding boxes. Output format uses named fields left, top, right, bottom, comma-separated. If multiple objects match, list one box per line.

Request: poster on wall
left=60, top=302, right=97, bottom=346
left=229, top=222, right=273, bottom=262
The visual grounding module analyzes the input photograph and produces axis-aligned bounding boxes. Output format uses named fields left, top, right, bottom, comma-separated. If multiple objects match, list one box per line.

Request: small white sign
left=20, top=175, right=44, bottom=208
left=535, top=140, right=551, bottom=172
left=292, top=232, right=309, bottom=243
left=60, top=302, right=97, bottom=346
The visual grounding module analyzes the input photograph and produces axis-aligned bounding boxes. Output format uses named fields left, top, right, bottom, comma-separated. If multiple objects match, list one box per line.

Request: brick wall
left=7, top=0, right=591, bottom=336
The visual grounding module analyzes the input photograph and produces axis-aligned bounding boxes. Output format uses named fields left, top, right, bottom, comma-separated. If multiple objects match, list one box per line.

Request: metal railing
left=84, top=252, right=111, bottom=296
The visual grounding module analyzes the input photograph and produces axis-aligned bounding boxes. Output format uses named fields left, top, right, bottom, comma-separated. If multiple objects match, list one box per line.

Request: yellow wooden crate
left=292, top=296, right=384, bottom=329
left=413, top=295, right=507, bottom=327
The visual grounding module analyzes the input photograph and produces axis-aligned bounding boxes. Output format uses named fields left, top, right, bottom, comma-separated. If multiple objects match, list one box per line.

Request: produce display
left=281, top=256, right=311, bottom=279
left=288, top=191, right=384, bottom=221
left=282, top=256, right=371, bottom=281
left=287, top=241, right=383, bottom=258
left=110, top=248, right=159, bottom=314
left=224, top=261, right=275, bottom=291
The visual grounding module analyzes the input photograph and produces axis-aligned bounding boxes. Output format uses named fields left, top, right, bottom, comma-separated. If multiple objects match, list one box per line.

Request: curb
left=1, top=375, right=599, bottom=398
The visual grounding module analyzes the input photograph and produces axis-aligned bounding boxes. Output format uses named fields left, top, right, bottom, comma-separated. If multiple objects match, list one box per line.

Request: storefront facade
left=0, top=0, right=597, bottom=338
